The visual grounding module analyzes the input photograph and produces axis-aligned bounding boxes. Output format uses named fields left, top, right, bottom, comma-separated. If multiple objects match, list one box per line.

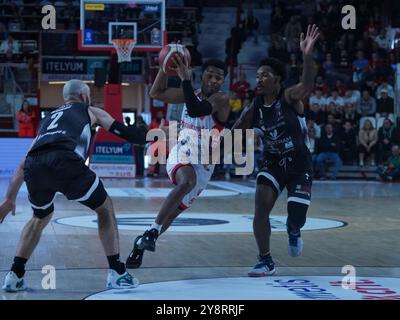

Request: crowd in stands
left=224, top=0, right=400, bottom=180
left=0, top=1, right=80, bottom=36
left=225, top=7, right=260, bottom=68
left=165, top=1, right=203, bottom=67
left=225, top=8, right=257, bottom=128
left=302, top=0, right=398, bottom=178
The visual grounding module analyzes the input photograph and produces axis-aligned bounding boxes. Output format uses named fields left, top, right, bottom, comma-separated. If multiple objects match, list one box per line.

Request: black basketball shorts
left=256, top=155, right=313, bottom=206
left=24, top=149, right=107, bottom=218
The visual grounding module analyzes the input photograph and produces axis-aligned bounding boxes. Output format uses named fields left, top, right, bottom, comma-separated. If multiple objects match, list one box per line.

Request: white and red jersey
left=166, top=89, right=226, bottom=209
left=176, top=89, right=225, bottom=164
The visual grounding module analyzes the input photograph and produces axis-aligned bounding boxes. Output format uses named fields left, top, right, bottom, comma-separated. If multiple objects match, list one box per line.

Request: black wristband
left=109, top=120, right=145, bottom=145
left=182, top=80, right=213, bottom=117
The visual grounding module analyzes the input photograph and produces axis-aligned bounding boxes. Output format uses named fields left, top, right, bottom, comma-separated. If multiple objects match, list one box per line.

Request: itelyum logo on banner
left=95, top=144, right=131, bottom=155
left=91, top=142, right=134, bottom=164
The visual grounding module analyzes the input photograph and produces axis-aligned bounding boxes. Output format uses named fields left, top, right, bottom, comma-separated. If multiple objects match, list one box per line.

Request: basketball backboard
left=79, top=0, right=166, bottom=52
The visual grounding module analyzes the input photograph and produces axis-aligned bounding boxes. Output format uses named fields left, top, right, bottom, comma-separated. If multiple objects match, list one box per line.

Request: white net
left=112, top=39, right=136, bottom=63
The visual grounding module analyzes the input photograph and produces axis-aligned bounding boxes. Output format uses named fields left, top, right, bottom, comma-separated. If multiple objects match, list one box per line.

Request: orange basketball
left=158, top=43, right=191, bottom=76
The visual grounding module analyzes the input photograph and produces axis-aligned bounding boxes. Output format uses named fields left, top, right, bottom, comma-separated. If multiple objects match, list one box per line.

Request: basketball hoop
left=111, top=39, right=136, bottom=63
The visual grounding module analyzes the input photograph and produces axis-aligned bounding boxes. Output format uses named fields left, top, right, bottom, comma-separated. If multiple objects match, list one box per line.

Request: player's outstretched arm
left=284, top=24, right=319, bottom=114
left=88, top=106, right=146, bottom=145
left=0, top=160, right=24, bottom=223
left=149, top=68, right=185, bottom=104
left=231, top=102, right=255, bottom=131
left=217, top=102, right=255, bottom=165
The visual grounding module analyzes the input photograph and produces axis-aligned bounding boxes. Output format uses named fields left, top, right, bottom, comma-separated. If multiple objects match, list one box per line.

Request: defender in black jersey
left=0, top=79, right=144, bottom=291
left=233, top=25, right=319, bottom=276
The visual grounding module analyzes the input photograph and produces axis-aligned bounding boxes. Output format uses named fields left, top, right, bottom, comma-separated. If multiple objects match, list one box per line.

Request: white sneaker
left=106, top=270, right=139, bottom=289
left=248, top=255, right=276, bottom=277
left=2, top=271, right=26, bottom=292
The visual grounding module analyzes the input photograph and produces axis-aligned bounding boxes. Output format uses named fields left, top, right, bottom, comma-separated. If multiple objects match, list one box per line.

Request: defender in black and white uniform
left=25, top=102, right=101, bottom=214
left=233, top=25, right=319, bottom=277
left=0, top=80, right=144, bottom=291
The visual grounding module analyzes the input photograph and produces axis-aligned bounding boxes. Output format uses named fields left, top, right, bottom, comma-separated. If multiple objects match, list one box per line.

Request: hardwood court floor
left=0, top=178, right=399, bottom=300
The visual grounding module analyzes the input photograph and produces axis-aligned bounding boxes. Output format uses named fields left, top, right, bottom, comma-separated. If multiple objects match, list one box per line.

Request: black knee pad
left=79, top=179, right=108, bottom=210
left=287, top=201, right=309, bottom=231
left=33, top=204, right=54, bottom=219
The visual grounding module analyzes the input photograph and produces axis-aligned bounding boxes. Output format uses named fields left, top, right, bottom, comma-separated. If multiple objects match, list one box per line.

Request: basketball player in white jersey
left=126, top=56, right=230, bottom=268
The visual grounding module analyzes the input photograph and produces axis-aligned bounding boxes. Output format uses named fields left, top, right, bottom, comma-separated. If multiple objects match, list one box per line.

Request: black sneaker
left=126, top=236, right=145, bottom=269
left=138, top=228, right=159, bottom=252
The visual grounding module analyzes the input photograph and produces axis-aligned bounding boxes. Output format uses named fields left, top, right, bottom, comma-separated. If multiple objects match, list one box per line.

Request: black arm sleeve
left=181, top=80, right=213, bottom=117
left=109, top=120, right=146, bottom=145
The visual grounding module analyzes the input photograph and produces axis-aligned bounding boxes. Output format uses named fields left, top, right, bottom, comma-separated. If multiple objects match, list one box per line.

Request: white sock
left=150, top=223, right=162, bottom=232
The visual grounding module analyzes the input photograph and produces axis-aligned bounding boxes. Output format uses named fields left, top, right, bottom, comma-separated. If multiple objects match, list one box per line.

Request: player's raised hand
left=170, top=54, right=192, bottom=81
left=300, top=24, right=319, bottom=56
left=0, top=198, right=16, bottom=224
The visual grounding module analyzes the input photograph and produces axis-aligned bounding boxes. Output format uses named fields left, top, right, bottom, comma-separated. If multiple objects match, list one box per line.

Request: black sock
left=11, top=256, right=28, bottom=278
left=107, top=254, right=126, bottom=275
